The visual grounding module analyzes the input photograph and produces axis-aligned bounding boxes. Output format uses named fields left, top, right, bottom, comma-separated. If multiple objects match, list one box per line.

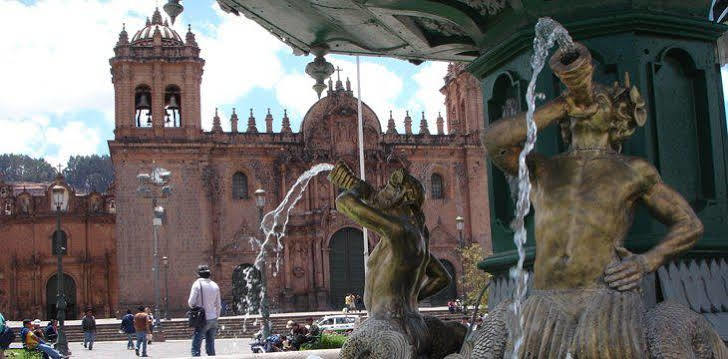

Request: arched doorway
left=429, top=259, right=457, bottom=306
left=329, top=228, right=365, bottom=309
left=46, top=273, right=77, bottom=320
left=232, top=264, right=261, bottom=315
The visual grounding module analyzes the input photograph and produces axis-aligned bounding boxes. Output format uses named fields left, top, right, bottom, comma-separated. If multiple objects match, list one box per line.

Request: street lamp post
left=254, top=188, right=271, bottom=339
left=137, top=168, right=172, bottom=342
left=52, top=186, right=69, bottom=356
left=163, top=256, right=170, bottom=320
left=455, top=216, right=466, bottom=310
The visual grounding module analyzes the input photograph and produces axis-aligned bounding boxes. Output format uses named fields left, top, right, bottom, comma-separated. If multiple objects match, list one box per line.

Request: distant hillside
left=0, top=154, right=114, bottom=193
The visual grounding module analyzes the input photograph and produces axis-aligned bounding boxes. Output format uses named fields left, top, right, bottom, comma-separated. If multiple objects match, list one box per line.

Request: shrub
left=301, top=333, right=348, bottom=350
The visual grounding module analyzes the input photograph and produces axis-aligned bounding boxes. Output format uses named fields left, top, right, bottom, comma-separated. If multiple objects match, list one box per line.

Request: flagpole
left=356, top=56, right=369, bottom=276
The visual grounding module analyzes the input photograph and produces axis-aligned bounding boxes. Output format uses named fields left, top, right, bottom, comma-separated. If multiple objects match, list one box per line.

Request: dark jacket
left=44, top=324, right=57, bottom=342
left=121, top=314, right=135, bottom=334
left=82, top=315, right=97, bottom=332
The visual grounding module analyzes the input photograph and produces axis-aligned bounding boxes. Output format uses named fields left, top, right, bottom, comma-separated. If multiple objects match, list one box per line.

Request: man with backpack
left=120, top=309, right=136, bottom=350
left=188, top=264, right=221, bottom=357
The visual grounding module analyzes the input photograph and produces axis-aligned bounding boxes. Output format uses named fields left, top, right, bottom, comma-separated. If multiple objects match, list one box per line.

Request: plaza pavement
left=67, top=338, right=253, bottom=358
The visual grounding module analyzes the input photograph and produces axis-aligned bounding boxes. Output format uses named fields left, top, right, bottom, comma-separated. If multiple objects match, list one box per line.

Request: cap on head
left=138, top=306, right=145, bottom=312
left=23, top=319, right=32, bottom=326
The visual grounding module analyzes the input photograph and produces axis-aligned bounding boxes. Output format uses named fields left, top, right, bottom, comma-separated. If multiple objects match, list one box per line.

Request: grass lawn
left=4, top=349, right=43, bottom=359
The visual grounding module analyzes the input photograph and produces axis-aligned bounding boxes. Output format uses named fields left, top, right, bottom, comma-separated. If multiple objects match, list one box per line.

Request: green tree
left=63, top=155, right=114, bottom=193
left=458, top=243, right=491, bottom=310
left=0, top=154, right=56, bottom=182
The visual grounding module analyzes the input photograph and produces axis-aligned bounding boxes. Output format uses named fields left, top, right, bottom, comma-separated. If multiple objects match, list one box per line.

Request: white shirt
left=188, top=278, right=222, bottom=320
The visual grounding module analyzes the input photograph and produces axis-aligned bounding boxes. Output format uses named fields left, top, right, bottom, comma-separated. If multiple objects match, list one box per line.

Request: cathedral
left=0, top=8, right=490, bottom=318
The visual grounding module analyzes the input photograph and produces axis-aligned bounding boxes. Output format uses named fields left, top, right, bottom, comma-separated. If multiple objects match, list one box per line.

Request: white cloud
left=0, top=117, right=100, bottom=166
left=0, top=0, right=152, bottom=164
left=196, top=5, right=286, bottom=130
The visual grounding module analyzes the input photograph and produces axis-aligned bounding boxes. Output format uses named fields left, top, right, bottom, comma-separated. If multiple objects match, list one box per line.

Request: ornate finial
left=346, top=77, right=352, bottom=92
left=404, top=110, right=413, bottom=135
left=163, top=0, right=184, bottom=25
left=186, top=24, right=198, bottom=47
left=212, top=108, right=222, bottom=133
left=230, top=108, right=239, bottom=133
left=305, top=48, right=335, bottom=99
left=247, top=108, right=258, bottom=133
left=152, top=7, right=163, bottom=25
left=334, top=66, right=344, bottom=91
left=164, top=19, right=169, bottom=27
left=386, top=110, right=397, bottom=135
left=117, top=23, right=129, bottom=45
left=436, top=111, right=444, bottom=135
left=282, top=109, right=292, bottom=133
left=146, top=17, right=151, bottom=27
left=419, top=111, right=430, bottom=135
left=265, top=108, right=274, bottom=133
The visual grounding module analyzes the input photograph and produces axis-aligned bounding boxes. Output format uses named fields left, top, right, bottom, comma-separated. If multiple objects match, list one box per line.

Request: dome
left=131, top=8, right=183, bottom=45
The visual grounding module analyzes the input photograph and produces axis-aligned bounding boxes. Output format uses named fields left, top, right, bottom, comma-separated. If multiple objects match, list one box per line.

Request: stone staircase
left=18, top=309, right=466, bottom=342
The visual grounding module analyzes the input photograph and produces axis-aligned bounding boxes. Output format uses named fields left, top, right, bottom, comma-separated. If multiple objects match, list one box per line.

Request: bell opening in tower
left=164, top=85, right=182, bottom=127
left=135, top=85, right=152, bottom=128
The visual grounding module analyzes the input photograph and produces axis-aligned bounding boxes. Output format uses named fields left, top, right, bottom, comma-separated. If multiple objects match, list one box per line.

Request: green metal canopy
left=215, top=0, right=717, bottom=63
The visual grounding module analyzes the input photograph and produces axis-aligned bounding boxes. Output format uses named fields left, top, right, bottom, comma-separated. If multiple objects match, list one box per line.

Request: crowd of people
left=255, top=317, right=321, bottom=352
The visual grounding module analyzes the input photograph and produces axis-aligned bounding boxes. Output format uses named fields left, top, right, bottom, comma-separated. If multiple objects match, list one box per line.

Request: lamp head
left=455, top=216, right=465, bottom=231
left=52, top=186, right=66, bottom=209
left=254, top=188, right=266, bottom=209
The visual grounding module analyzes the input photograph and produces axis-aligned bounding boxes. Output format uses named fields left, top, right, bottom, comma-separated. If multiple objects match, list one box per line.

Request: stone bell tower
left=110, top=8, right=204, bottom=140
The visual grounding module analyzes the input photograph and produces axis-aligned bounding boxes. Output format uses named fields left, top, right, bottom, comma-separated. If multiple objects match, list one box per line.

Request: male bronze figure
left=457, top=43, right=727, bottom=358
left=329, top=162, right=466, bottom=359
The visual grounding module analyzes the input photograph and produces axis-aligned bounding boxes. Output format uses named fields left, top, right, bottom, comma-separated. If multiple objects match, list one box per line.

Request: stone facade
left=0, top=176, right=117, bottom=320
left=109, top=10, right=491, bottom=315
left=107, top=9, right=491, bottom=315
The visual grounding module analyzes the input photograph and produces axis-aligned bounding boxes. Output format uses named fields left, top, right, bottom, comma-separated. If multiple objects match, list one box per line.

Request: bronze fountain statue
left=330, top=41, right=727, bottom=358
left=453, top=43, right=728, bottom=358
left=329, top=162, right=467, bottom=358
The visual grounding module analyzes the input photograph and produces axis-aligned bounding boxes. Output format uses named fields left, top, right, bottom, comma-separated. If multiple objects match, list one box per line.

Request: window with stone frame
left=232, top=172, right=248, bottom=199
left=51, top=230, right=68, bottom=256
left=431, top=173, right=444, bottom=199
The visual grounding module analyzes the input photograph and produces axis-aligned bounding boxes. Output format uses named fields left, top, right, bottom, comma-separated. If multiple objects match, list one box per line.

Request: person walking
left=188, top=264, right=221, bottom=357
left=144, top=307, right=154, bottom=345
left=81, top=309, right=97, bottom=350
left=20, top=319, right=66, bottom=359
left=133, top=306, right=151, bottom=357
left=120, top=309, right=136, bottom=350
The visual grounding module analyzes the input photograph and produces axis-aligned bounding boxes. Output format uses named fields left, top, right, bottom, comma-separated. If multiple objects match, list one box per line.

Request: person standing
left=355, top=294, right=364, bottom=313
left=0, top=312, right=8, bottom=359
left=188, top=264, right=221, bottom=357
left=81, top=309, right=96, bottom=350
left=133, top=306, right=151, bottom=357
left=144, top=307, right=154, bottom=345
left=120, top=309, right=136, bottom=350
left=20, top=319, right=66, bottom=359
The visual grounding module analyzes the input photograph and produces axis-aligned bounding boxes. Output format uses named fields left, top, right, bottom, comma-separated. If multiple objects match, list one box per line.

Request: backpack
left=0, top=326, right=15, bottom=349
left=187, top=281, right=206, bottom=329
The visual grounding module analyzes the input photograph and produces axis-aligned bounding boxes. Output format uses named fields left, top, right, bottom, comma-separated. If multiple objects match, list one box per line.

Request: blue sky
left=1, top=0, right=727, bottom=166
left=0, top=0, right=448, bottom=166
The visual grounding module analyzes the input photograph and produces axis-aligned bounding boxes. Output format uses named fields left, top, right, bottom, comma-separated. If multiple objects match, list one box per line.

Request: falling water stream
left=509, top=18, right=574, bottom=358
left=241, top=163, right=335, bottom=336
